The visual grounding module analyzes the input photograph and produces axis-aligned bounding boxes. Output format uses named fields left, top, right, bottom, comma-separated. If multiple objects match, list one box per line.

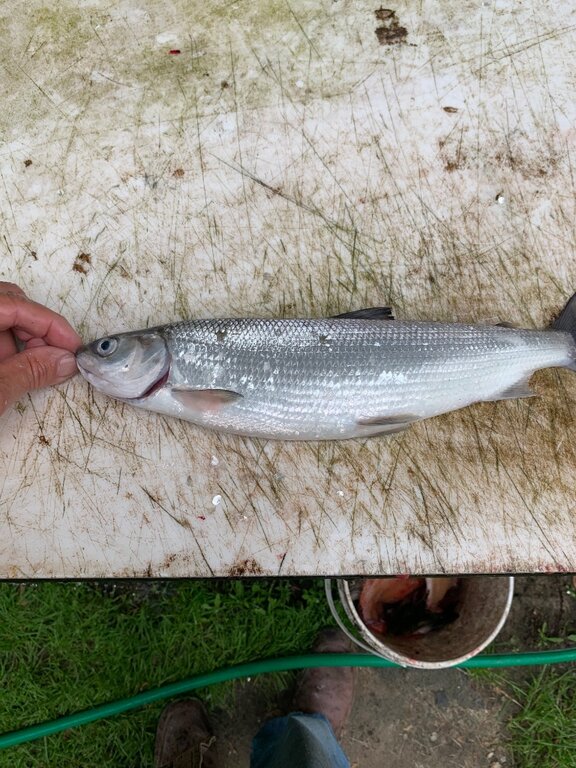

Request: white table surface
left=1, top=0, right=575, bottom=576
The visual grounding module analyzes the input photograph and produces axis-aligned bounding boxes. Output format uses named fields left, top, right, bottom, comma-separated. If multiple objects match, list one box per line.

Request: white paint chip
left=156, top=31, right=179, bottom=45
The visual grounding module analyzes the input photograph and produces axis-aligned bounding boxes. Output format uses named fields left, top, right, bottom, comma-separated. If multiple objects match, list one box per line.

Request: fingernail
left=56, top=351, right=78, bottom=378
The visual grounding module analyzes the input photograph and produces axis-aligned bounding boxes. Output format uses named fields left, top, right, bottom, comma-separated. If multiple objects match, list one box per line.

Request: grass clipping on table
left=0, top=580, right=332, bottom=768
left=506, top=667, right=576, bottom=768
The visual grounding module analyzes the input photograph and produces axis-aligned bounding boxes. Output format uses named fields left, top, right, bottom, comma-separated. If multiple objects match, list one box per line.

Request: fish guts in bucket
left=325, top=576, right=514, bottom=669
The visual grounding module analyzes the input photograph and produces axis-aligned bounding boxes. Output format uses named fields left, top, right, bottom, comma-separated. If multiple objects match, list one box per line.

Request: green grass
left=0, top=580, right=332, bottom=767
left=506, top=668, right=576, bottom=768
left=500, top=615, right=576, bottom=767
left=468, top=664, right=576, bottom=768
left=4, top=580, right=576, bottom=768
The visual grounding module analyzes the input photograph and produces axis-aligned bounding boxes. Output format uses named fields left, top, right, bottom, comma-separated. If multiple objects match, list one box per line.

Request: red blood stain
left=197, top=515, right=206, bottom=521
left=169, top=49, right=181, bottom=55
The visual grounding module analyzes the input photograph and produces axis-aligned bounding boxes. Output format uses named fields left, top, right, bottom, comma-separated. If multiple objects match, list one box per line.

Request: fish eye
left=95, top=337, right=118, bottom=357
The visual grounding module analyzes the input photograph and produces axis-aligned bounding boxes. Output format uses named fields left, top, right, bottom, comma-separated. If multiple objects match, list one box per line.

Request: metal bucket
left=325, top=575, right=514, bottom=669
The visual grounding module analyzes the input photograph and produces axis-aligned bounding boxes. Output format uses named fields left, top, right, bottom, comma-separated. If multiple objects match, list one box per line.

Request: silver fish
left=75, top=294, right=576, bottom=441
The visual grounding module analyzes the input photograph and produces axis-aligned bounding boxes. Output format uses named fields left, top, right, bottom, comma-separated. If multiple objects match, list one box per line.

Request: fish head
left=76, top=331, right=170, bottom=399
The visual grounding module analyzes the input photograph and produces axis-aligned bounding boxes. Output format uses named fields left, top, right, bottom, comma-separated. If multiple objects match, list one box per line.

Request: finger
left=0, top=292, right=82, bottom=351
left=0, top=329, right=17, bottom=361
left=25, top=338, right=48, bottom=349
left=0, top=346, right=78, bottom=416
left=13, top=329, right=34, bottom=341
left=0, top=282, right=26, bottom=298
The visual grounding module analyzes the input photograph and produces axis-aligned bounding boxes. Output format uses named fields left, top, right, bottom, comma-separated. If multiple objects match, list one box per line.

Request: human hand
left=0, top=283, right=82, bottom=416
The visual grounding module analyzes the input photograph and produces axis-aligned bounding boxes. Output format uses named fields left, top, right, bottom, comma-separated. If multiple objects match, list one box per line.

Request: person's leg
left=153, top=629, right=353, bottom=768
left=154, top=699, right=219, bottom=768
left=251, top=712, right=350, bottom=768
left=250, top=628, right=354, bottom=768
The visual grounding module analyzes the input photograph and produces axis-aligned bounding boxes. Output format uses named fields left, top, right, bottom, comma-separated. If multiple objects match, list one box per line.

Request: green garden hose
left=1, top=648, right=576, bottom=750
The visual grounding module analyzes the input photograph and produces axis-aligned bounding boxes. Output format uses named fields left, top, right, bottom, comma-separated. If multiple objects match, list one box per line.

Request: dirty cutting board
left=1, top=0, right=575, bottom=577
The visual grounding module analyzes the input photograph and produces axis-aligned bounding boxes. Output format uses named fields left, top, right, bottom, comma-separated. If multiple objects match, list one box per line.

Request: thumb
left=0, top=347, right=78, bottom=415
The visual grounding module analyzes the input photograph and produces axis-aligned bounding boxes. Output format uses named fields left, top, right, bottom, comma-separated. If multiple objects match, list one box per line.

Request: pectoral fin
left=333, top=307, right=395, bottom=320
left=172, top=388, right=243, bottom=411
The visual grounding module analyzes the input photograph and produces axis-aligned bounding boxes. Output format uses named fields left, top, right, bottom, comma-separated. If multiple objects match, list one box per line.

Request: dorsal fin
left=332, top=307, right=394, bottom=320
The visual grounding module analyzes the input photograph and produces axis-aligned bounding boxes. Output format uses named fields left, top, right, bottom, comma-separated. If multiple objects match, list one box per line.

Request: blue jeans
left=250, top=712, right=350, bottom=768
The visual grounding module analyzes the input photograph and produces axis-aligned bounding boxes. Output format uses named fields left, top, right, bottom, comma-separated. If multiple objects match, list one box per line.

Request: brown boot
left=154, top=700, right=219, bottom=768
left=292, top=628, right=355, bottom=738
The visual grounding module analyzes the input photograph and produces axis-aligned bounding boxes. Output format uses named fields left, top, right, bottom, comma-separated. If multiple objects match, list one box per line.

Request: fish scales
left=161, top=319, right=570, bottom=439
left=76, top=296, right=576, bottom=441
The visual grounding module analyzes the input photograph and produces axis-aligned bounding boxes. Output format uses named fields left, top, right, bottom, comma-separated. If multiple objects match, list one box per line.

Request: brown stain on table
left=228, top=559, right=263, bottom=576
left=72, top=253, right=92, bottom=275
left=374, top=8, right=408, bottom=45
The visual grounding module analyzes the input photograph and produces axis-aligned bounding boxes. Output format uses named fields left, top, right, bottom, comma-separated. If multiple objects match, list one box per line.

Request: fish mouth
left=75, top=357, right=109, bottom=387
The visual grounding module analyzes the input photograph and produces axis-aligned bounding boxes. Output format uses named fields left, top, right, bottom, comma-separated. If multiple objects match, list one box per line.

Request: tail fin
left=553, top=292, right=576, bottom=337
left=552, top=292, right=576, bottom=371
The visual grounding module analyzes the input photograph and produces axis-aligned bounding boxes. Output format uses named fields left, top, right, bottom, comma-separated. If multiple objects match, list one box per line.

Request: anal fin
left=485, top=379, right=535, bottom=402
left=356, top=413, right=420, bottom=434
